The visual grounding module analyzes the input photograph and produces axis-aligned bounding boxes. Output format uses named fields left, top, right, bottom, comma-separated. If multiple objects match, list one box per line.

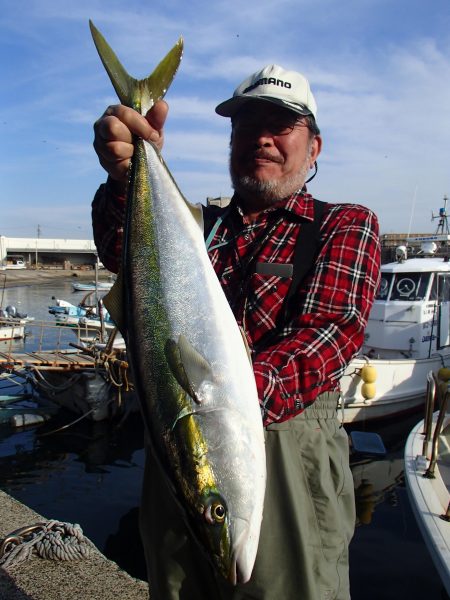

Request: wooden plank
left=28, top=352, right=66, bottom=365
left=0, top=350, right=98, bottom=369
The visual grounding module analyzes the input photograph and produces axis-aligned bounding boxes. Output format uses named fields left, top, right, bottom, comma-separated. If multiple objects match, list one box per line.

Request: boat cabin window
left=375, top=274, right=393, bottom=300
left=429, top=275, right=438, bottom=301
left=389, top=272, right=431, bottom=301
left=437, top=273, right=450, bottom=302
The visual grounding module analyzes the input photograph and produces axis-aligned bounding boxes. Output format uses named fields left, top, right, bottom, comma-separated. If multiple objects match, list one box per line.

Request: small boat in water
left=72, top=280, right=114, bottom=292
left=340, top=197, right=450, bottom=424
left=404, top=372, right=450, bottom=596
left=0, top=273, right=33, bottom=341
left=0, top=273, right=34, bottom=341
left=48, top=292, right=124, bottom=347
left=0, top=319, right=25, bottom=341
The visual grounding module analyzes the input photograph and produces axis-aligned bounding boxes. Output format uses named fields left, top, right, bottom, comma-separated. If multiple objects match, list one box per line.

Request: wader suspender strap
left=203, top=198, right=327, bottom=323
left=282, top=198, right=327, bottom=322
left=204, top=205, right=233, bottom=252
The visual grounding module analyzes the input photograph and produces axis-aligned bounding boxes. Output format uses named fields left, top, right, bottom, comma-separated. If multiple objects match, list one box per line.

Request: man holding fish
left=91, top=32, right=380, bottom=600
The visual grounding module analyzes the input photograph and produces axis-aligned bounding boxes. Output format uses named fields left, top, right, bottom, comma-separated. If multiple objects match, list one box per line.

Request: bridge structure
left=0, top=235, right=98, bottom=269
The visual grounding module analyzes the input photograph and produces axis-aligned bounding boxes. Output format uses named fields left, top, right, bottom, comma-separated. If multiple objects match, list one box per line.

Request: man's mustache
left=246, top=151, right=284, bottom=164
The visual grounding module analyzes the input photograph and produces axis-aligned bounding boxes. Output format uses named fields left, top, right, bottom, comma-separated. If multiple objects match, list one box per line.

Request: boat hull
left=340, top=354, right=450, bottom=423
left=404, top=414, right=450, bottom=595
left=0, top=323, right=25, bottom=341
left=72, top=282, right=113, bottom=292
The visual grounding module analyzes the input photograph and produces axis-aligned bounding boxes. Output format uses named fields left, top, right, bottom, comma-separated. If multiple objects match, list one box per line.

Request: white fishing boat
left=404, top=373, right=450, bottom=596
left=340, top=197, right=450, bottom=424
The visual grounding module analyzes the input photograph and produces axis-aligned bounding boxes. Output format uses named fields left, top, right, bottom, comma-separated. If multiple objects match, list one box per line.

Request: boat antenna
left=406, top=184, right=418, bottom=242
left=431, top=195, right=450, bottom=236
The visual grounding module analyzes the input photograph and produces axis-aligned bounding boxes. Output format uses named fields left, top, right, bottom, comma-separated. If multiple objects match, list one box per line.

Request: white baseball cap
left=215, top=64, right=317, bottom=120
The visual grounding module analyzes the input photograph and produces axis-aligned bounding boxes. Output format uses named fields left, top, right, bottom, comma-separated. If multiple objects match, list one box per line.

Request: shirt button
left=244, top=234, right=250, bottom=241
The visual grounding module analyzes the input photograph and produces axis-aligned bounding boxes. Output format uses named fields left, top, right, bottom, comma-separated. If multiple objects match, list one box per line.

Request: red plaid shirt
left=92, top=180, right=380, bottom=426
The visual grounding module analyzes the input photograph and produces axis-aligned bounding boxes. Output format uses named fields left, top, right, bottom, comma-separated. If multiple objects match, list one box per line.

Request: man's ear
left=310, top=135, right=322, bottom=167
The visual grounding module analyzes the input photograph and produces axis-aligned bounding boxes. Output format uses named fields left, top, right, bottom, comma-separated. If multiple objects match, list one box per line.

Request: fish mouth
left=228, top=557, right=238, bottom=586
left=227, top=552, right=252, bottom=585
left=227, top=522, right=257, bottom=585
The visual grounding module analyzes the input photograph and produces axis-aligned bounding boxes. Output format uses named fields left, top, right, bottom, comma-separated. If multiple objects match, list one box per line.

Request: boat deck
left=0, top=350, right=97, bottom=370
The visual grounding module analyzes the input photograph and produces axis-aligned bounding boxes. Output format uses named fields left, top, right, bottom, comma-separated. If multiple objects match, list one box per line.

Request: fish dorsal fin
left=165, top=335, right=213, bottom=404
left=89, top=20, right=183, bottom=114
left=103, top=272, right=125, bottom=333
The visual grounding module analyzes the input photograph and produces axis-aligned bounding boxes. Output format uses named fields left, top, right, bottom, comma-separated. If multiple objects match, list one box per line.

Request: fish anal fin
left=187, top=201, right=204, bottom=231
left=239, top=326, right=253, bottom=366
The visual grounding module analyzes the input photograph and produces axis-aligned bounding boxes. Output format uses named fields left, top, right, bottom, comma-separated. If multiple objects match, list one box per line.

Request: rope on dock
left=30, top=368, right=84, bottom=393
left=0, top=520, right=96, bottom=570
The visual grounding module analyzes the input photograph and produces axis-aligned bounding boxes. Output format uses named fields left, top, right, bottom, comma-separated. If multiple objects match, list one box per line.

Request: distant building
left=0, top=235, right=98, bottom=270
left=207, top=196, right=232, bottom=208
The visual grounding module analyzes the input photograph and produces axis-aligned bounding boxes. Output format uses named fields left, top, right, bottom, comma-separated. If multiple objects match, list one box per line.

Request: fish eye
left=204, top=500, right=226, bottom=525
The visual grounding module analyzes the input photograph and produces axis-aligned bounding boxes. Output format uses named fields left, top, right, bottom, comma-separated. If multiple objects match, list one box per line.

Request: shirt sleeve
left=252, top=205, right=381, bottom=426
left=91, top=178, right=126, bottom=274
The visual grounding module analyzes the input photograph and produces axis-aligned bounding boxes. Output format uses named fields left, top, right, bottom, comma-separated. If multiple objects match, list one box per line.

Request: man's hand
left=93, top=100, right=169, bottom=191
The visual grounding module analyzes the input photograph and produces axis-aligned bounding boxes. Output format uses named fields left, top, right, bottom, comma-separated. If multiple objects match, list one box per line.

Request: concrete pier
left=0, top=491, right=149, bottom=599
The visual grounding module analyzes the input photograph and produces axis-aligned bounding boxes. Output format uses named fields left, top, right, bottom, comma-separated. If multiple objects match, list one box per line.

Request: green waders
left=139, top=392, right=355, bottom=600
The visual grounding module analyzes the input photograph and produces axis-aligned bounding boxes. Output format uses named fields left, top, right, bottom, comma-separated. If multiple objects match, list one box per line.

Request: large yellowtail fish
left=89, top=21, right=266, bottom=584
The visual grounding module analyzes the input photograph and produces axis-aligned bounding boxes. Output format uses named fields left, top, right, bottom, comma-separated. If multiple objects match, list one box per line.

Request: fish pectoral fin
left=165, top=335, right=213, bottom=404
left=178, top=334, right=214, bottom=403
left=165, top=338, right=197, bottom=400
left=103, top=272, right=125, bottom=333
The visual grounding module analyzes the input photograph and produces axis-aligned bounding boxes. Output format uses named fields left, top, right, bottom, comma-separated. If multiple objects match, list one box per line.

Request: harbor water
left=0, top=280, right=447, bottom=599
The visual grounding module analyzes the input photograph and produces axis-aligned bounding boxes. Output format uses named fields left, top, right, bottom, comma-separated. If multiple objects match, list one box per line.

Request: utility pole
left=35, top=224, right=41, bottom=268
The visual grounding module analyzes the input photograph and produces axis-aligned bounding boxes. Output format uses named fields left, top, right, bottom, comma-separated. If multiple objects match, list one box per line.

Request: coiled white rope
left=0, top=520, right=96, bottom=570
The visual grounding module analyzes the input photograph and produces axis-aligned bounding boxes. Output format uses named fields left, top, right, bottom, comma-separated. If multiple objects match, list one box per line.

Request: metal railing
left=422, top=370, right=450, bottom=521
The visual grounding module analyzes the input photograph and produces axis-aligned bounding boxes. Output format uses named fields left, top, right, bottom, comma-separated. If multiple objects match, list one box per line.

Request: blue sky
left=1, top=0, right=450, bottom=239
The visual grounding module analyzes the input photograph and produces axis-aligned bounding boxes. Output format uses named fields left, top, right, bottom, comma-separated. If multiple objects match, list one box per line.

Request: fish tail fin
left=89, top=20, right=183, bottom=114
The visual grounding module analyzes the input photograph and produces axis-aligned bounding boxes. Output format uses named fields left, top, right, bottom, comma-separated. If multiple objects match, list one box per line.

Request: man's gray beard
left=229, top=150, right=312, bottom=206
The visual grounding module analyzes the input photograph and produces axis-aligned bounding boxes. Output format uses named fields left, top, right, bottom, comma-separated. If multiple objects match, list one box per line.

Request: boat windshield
left=388, top=272, right=431, bottom=301
left=375, top=273, right=394, bottom=300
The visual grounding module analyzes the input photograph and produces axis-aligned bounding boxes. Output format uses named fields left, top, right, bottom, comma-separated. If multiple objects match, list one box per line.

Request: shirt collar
left=231, top=188, right=316, bottom=223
